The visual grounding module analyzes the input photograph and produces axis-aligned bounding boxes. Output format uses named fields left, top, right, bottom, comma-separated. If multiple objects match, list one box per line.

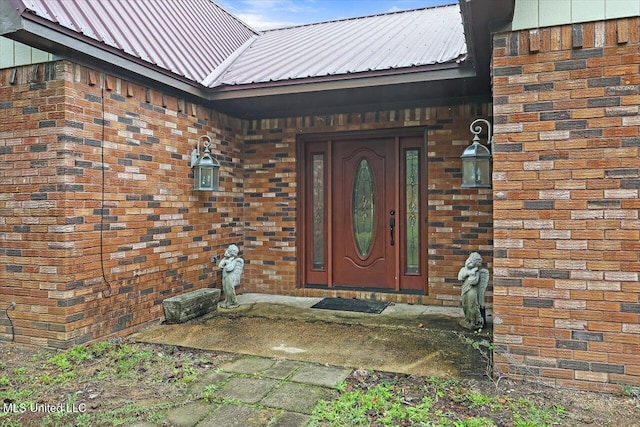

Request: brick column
left=492, top=19, right=640, bottom=392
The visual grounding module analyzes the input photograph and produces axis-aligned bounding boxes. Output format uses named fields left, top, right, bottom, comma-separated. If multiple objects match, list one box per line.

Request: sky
left=216, top=0, right=456, bottom=31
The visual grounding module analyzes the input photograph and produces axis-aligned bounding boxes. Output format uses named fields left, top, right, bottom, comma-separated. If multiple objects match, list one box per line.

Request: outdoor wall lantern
left=190, top=135, right=221, bottom=191
left=461, top=118, right=493, bottom=188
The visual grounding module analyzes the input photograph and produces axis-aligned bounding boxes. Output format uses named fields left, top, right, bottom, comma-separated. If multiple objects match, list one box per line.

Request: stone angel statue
left=219, top=244, right=244, bottom=309
left=458, top=252, right=489, bottom=330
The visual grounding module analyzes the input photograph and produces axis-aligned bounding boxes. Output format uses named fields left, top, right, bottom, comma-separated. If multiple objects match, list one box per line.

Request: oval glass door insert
left=352, top=159, right=375, bottom=257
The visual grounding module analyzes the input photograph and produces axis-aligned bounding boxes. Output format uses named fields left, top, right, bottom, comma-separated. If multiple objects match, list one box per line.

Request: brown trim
left=326, top=141, right=333, bottom=288
left=393, top=136, right=401, bottom=291
left=210, top=66, right=475, bottom=100
left=298, top=126, right=429, bottom=142
left=297, top=127, right=429, bottom=294
left=398, top=133, right=428, bottom=293
left=296, top=138, right=305, bottom=288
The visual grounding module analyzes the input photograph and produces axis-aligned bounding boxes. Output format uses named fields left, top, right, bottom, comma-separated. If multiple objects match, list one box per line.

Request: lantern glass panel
left=199, top=167, right=213, bottom=190
left=477, top=158, right=491, bottom=187
left=462, top=157, right=477, bottom=187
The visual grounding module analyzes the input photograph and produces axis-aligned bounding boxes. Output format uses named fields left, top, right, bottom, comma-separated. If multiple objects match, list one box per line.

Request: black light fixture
left=190, top=135, right=221, bottom=191
left=461, top=118, right=492, bottom=188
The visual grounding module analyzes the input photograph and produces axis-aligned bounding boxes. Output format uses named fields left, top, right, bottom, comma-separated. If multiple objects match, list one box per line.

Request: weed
left=203, top=384, right=219, bottom=402
left=12, top=367, right=28, bottom=384
left=466, top=392, right=493, bottom=408
left=92, top=402, right=149, bottom=426
left=429, top=375, right=461, bottom=398
left=38, top=373, right=52, bottom=384
left=0, top=386, right=31, bottom=405
left=453, top=417, right=496, bottom=427
left=48, top=353, right=71, bottom=370
left=0, top=377, right=9, bottom=386
left=90, top=340, right=114, bottom=357
left=553, top=403, right=566, bottom=416
left=74, top=413, right=93, bottom=427
left=334, top=380, right=347, bottom=392
left=51, top=371, right=77, bottom=384
left=0, top=419, right=22, bottom=427
left=68, top=346, right=91, bottom=363
left=508, top=397, right=564, bottom=427
left=454, top=331, right=494, bottom=381
left=113, top=345, right=153, bottom=378
left=181, top=361, right=197, bottom=383
left=406, top=396, right=434, bottom=424
left=311, top=383, right=432, bottom=426
left=623, top=385, right=640, bottom=398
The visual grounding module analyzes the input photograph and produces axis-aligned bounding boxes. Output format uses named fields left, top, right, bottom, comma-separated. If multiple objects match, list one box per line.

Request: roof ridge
left=210, top=0, right=259, bottom=35
left=262, top=3, right=458, bottom=32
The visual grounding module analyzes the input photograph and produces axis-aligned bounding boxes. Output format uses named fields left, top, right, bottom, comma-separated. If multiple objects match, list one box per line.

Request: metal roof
left=208, top=4, right=466, bottom=88
left=7, top=1, right=466, bottom=92
left=18, top=0, right=257, bottom=82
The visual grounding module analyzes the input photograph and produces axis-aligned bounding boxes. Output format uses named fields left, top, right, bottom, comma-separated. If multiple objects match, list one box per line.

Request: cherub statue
left=458, top=252, right=489, bottom=330
left=219, top=244, right=244, bottom=309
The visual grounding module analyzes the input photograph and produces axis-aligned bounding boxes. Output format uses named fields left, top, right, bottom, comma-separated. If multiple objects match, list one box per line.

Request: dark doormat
left=311, top=298, right=389, bottom=314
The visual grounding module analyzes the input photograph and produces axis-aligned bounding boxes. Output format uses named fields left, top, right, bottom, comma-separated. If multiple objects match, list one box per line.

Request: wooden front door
left=332, top=139, right=396, bottom=288
left=302, top=133, right=426, bottom=293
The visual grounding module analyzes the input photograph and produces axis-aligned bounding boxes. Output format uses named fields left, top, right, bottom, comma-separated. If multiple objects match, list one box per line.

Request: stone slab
left=289, top=364, right=352, bottom=388
left=163, top=288, right=220, bottom=323
left=221, top=356, right=274, bottom=374
left=216, top=376, right=278, bottom=404
left=164, top=401, right=214, bottom=427
left=190, top=371, right=233, bottom=395
left=261, top=382, right=336, bottom=414
left=197, top=405, right=278, bottom=427
left=269, top=412, right=311, bottom=427
left=263, top=360, right=302, bottom=380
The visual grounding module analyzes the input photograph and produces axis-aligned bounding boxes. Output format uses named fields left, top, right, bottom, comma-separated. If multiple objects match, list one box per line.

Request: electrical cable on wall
left=100, top=85, right=113, bottom=298
left=4, top=302, right=16, bottom=342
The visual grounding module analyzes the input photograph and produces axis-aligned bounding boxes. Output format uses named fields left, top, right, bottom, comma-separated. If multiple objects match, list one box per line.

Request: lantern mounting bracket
left=469, top=118, right=493, bottom=154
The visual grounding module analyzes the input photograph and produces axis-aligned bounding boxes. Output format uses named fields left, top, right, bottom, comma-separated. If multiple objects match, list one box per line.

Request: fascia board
left=17, top=19, right=208, bottom=98
left=208, top=66, right=477, bottom=101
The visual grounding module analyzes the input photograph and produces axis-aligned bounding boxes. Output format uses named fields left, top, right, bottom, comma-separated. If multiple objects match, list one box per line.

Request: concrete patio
left=130, top=293, right=490, bottom=378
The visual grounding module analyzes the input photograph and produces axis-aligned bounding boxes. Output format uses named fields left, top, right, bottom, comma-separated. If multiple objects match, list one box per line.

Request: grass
left=310, top=376, right=567, bottom=427
left=0, top=341, right=634, bottom=426
left=0, top=341, right=218, bottom=426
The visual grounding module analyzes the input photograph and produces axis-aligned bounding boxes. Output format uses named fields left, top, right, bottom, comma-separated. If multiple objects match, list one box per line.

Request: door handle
left=389, top=216, right=396, bottom=247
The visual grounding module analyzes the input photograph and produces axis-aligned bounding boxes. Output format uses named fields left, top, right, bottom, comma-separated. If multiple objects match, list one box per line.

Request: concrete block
left=162, top=288, right=220, bottom=323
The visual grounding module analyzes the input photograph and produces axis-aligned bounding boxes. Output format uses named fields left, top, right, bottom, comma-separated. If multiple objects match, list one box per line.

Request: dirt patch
left=0, top=340, right=238, bottom=426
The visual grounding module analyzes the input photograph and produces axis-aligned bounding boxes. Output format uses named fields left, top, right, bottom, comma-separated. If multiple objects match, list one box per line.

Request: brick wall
left=1, top=59, right=494, bottom=347
left=0, top=61, right=245, bottom=348
left=242, top=104, right=493, bottom=306
left=492, top=18, right=640, bottom=392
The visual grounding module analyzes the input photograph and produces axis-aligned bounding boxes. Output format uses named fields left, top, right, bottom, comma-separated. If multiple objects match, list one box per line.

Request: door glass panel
left=352, top=159, right=374, bottom=257
left=405, top=150, right=419, bottom=273
left=312, top=154, right=325, bottom=269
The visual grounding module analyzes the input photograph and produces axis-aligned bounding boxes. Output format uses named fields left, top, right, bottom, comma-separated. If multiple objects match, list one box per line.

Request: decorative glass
left=405, top=150, right=419, bottom=273
left=352, top=159, right=375, bottom=257
left=312, top=155, right=325, bottom=269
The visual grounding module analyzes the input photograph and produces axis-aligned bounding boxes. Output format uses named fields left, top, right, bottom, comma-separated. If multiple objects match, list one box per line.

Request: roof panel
left=15, top=1, right=465, bottom=89
left=210, top=4, right=466, bottom=88
left=20, top=0, right=257, bottom=82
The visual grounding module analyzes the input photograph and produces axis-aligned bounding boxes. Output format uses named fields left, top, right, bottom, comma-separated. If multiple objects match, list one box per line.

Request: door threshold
left=304, top=284, right=425, bottom=295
